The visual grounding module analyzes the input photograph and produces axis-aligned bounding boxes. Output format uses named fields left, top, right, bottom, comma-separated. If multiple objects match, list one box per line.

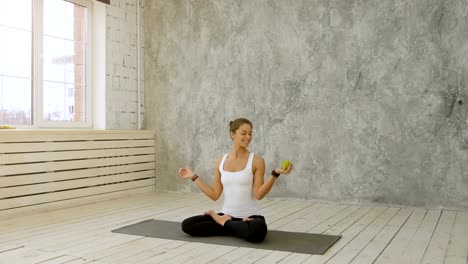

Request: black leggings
left=181, top=213, right=268, bottom=243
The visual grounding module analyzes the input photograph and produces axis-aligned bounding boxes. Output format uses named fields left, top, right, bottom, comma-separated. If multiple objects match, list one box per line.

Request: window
left=0, top=0, right=93, bottom=128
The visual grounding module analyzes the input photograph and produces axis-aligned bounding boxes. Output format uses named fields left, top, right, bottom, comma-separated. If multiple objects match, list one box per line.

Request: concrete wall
left=143, top=0, right=468, bottom=209
left=106, top=0, right=145, bottom=129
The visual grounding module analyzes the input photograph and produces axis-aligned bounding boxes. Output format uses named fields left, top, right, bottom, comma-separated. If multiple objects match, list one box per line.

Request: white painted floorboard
left=0, top=192, right=467, bottom=264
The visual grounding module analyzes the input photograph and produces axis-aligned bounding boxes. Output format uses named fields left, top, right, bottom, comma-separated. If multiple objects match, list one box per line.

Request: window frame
left=38, top=0, right=94, bottom=128
left=4, top=0, right=94, bottom=129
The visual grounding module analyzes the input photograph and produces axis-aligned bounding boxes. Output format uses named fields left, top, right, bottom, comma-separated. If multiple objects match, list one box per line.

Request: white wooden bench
left=0, top=130, right=155, bottom=220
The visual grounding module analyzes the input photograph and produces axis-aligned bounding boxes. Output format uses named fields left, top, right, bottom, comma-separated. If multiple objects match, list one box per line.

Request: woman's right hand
left=178, top=168, right=195, bottom=179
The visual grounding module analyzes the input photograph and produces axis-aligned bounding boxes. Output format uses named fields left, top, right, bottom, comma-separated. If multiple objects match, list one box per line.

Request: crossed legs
left=181, top=210, right=268, bottom=243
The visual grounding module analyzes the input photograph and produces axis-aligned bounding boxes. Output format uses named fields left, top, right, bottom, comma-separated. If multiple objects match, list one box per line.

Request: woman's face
left=231, top=123, right=252, bottom=148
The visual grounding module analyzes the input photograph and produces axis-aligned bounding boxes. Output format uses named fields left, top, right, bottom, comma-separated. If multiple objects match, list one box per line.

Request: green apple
left=281, top=160, right=291, bottom=170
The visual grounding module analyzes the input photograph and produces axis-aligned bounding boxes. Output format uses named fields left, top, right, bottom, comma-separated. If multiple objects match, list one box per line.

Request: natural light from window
left=0, top=0, right=90, bottom=127
left=43, top=0, right=87, bottom=122
left=0, top=0, right=32, bottom=125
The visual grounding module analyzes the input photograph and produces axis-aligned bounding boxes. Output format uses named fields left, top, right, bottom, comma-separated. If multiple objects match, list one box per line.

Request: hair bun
left=229, top=120, right=233, bottom=126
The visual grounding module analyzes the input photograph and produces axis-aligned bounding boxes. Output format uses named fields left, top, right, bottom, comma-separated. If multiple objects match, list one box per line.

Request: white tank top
left=219, top=152, right=262, bottom=218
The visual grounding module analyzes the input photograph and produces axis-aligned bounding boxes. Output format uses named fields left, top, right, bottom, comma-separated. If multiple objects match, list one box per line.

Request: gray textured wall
left=143, top=0, right=468, bottom=209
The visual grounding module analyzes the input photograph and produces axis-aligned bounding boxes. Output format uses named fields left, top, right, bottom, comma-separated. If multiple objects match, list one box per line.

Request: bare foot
left=204, top=210, right=232, bottom=226
left=204, top=209, right=216, bottom=216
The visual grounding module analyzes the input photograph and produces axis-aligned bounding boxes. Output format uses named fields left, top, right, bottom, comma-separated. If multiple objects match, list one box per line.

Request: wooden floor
left=0, top=192, right=467, bottom=264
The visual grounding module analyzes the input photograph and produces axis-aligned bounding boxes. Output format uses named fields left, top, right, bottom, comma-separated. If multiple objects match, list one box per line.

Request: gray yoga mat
left=112, top=219, right=341, bottom=255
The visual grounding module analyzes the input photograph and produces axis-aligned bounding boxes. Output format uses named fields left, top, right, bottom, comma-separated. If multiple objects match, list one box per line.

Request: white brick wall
left=106, top=0, right=144, bottom=129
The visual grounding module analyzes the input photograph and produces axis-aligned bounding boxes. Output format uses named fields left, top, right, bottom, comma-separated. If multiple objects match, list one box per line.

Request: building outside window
left=0, top=0, right=93, bottom=128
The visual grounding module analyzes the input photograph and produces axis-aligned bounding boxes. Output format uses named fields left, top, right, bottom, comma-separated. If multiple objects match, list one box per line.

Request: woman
left=178, top=118, right=293, bottom=243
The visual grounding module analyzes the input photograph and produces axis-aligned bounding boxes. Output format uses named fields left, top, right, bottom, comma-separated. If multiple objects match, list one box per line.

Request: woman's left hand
left=275, top=163, right=293, bottom=175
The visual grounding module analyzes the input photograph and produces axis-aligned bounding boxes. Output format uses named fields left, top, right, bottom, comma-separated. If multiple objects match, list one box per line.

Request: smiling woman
left=0, top=0, right=94, bottom=128
left=178, top=118, right=294, bottom=243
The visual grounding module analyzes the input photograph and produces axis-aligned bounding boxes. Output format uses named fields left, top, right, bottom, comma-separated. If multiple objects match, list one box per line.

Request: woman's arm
left=178, top=158, right=223, bottom=201
left=252, top=156, right=293, bottom=200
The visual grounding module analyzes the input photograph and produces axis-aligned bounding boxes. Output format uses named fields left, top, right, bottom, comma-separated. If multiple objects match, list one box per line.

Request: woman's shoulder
left=215, top=153, right=228, bottom=164
left=251, top=154, right=265, bottom=173
left=252, top=153, right=265, bottom=164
